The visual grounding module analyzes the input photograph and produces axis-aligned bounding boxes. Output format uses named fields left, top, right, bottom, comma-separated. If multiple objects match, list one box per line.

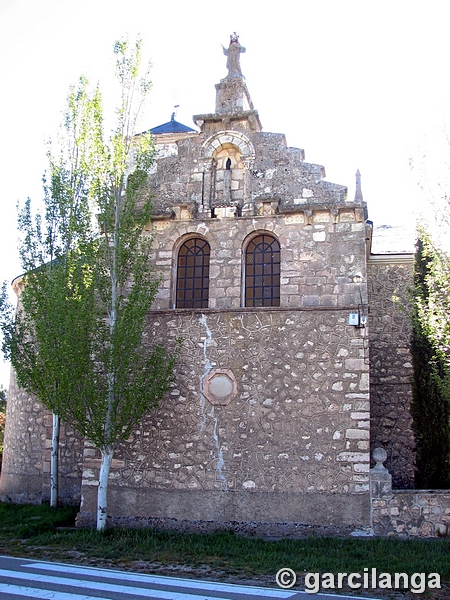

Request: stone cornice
left=148, top=305, right=369, bottom=316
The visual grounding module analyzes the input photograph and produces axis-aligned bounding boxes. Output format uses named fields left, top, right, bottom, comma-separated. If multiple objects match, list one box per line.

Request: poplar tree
left=0, top=39, right=178, bottom=530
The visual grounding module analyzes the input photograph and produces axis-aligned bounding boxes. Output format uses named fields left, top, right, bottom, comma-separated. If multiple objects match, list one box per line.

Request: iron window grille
left=245, top=234, right=280, bottom=307
left=176, top=238, right=210, bottom=308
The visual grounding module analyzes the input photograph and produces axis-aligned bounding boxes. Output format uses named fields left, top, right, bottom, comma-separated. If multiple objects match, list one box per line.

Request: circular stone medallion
left=203, top=369, right=237, bottom=406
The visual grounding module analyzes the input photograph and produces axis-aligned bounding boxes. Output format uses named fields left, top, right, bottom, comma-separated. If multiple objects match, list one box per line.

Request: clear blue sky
left=1, top=0, right=449, bottom=387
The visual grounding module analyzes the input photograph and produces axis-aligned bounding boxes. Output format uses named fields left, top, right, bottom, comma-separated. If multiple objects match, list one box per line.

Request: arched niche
left=200, top=132, right=255, bottom=217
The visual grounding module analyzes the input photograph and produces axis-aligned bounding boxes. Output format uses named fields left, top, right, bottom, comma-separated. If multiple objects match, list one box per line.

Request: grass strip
left=0, top=503, right=449, bottom=593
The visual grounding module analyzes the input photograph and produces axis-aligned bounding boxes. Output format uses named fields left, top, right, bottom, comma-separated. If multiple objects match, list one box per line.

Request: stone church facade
left=0, top=37, right=417, bottom=532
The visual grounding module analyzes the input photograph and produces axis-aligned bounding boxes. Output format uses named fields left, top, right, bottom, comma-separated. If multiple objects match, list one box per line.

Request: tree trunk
left=50, top=413, right=60, bottom=508
left=97, top=446, right=114, bottom=531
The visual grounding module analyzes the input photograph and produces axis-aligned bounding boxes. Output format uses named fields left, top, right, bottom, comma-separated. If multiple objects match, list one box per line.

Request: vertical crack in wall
left=199, top=314, right=227, bottom=491
left=199, top=314, right=212, bottom=432
left=211, top=405, right=227, bottom=490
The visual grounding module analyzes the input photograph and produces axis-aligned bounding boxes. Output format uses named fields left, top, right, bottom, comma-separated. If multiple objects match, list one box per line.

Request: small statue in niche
left=222, top=33, right=246, bottom=78
left=223, top=158, right=232, bottom=202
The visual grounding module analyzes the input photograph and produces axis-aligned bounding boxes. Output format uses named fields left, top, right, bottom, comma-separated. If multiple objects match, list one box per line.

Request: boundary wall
left=370, top=448, right=450, bottom=537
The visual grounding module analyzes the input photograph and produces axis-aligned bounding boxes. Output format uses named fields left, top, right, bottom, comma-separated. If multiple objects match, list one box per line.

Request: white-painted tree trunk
left=50, top=413, right=60, bottom=508
left=97, top=446, right=114, bottom=531
left=95, top=183, right=120, bottom=532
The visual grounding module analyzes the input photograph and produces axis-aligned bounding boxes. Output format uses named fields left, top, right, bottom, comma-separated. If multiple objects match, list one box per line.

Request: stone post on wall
left=370, top=447, right=393, bottom=535
left=370, top=447, right=392, bottom=500
left=370, top=446, right=450, bottom=537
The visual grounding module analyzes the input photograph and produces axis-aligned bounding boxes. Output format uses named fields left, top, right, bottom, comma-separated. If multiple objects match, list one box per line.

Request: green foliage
left=411, top=236, right=450, bottom=488
left=0, top=385, right=7, bottom=403
left=0, top=37, right=178, bottom=454
left=414, top=233, right=450, bottom=358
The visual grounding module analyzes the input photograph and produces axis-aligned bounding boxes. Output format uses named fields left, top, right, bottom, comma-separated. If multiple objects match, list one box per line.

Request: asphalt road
left=0, top=555, right=381, bottom=599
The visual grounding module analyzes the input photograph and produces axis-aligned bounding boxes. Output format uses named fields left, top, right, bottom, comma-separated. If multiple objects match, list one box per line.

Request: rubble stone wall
left=368, top=257, right=415, bottom=488
left=370, top=449, right=450, bottom=537
left=0, top=370, right=83, bottom=505
left=372, top=490, right=450, bottom=537
left=77, top=307, right=371, bottom=528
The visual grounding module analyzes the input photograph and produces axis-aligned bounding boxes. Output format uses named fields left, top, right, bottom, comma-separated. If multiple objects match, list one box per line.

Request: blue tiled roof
left=150, top=114, right=196, bottom=134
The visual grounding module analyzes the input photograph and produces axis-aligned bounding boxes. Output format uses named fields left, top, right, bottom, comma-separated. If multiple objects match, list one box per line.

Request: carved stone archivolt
left=201, top=131, right=255, bottom=162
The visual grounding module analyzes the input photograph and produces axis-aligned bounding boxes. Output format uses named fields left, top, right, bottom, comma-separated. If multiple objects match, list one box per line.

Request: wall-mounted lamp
left=348, top=272, right=366, bottom=327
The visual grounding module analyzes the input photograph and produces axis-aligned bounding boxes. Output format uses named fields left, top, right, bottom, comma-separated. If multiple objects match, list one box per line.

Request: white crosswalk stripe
left=0, top=583, right=111, bottom=599
left=23, top=563, right=293, bottom=597
left=1, top=568, right=230, bottom=599
left=0, top=557, right=298, bottom=600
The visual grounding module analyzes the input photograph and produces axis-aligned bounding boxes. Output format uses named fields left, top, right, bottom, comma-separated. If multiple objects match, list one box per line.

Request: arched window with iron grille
left=176, top=237, right=210, bottom=309
left=244, top=233, right=280, bottom=307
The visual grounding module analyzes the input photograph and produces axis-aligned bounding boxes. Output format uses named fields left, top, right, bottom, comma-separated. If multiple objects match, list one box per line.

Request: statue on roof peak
left=222, top=33, right=246, bottom=79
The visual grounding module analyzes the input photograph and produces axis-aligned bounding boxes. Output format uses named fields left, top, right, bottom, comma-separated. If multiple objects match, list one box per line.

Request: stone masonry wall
left=77, top=205, right=372, bottom=528
left=148, top=129, right=351, bottom=220
left=149, top=211, right=368, bottom=311
left=78, top=307, right=371, bottom=528
left=368, top=258, right=415, bottom=488
left=371, top=449, right=450, bottom=537
left=0, top=370, right=48, bottom=503
left=373, top=490, right=450, bottom=537
left=0, top=369, right=83, bottom=505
